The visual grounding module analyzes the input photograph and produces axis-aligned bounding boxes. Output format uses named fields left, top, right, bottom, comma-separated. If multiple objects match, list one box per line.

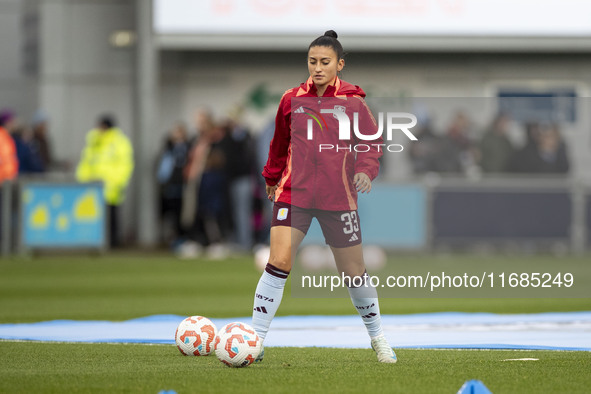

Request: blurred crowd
left=408, top=111, right=570, bottom=177
left=0, top=106, right=573, bottom=252
left=155, top=109, right=272, bottom=257
left=0, top=108, right=63, bottom=182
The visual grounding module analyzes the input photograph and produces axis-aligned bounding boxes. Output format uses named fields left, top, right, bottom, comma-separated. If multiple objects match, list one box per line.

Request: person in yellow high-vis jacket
left=76, top=115, right=134, bottom=247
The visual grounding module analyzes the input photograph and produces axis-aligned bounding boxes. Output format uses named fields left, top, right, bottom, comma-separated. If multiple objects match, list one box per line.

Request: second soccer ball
left=214, top=322, right=262, bottom=368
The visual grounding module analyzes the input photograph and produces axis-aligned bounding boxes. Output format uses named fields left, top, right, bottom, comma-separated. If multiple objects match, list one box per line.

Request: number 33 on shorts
left=341, top=211, right=360, bottom=239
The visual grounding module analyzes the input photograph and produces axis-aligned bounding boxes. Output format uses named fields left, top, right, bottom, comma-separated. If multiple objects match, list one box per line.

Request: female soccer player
left=252, top=30, right=397, bottom=363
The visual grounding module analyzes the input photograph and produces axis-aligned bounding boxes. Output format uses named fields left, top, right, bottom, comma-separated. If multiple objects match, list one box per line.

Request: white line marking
left=502, top=358, right=539, bottom=361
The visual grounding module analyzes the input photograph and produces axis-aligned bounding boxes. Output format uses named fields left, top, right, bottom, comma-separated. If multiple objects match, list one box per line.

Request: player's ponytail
left=309, top=30, right=344, bottom=60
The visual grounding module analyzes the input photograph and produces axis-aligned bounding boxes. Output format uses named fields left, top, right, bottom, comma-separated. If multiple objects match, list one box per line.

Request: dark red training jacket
left=263, top=76, right=383, bottom=211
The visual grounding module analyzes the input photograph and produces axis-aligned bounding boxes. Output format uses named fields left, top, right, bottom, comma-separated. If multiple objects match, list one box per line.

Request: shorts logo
left=349, top=233, right=359, bottom=242
left=277, top=208, right=288, bottom=221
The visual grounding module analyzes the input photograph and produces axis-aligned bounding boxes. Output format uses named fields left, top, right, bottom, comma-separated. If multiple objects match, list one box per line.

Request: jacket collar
left=296, top=76, right=342, bottom=97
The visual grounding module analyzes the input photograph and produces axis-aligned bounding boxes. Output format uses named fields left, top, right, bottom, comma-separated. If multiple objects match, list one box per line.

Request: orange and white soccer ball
left=214, top=322, right=262, bottom=368
left=175, top=316, right=217, bottom=356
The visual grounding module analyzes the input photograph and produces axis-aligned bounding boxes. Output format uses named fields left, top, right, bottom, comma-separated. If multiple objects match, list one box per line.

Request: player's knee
left=342, top=269, right=366, bottom=279
left=268, top=255, right=291, bottom=273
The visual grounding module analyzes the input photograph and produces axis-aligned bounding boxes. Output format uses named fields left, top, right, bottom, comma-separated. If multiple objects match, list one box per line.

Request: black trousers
left=108, top=204, right=119, bottom=248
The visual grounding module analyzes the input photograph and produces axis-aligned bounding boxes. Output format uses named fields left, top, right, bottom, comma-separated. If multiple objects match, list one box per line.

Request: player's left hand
left=354, top=172, right=372, bottom=193
left=266, top=183, right=278, bottom=201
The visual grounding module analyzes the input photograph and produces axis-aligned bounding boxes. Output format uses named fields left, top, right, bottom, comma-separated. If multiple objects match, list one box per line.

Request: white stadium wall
left=0, top=0, right=38, bottom=122
left=37, top=0, right=136, bottom=167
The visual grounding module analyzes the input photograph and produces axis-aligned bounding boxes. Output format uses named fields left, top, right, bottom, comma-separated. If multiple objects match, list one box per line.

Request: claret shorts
left=271, top=201, right=362, bottom=248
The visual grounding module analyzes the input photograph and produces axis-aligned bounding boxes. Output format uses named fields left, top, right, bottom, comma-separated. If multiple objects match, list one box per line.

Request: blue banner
left=22, top=182, right=105, bottom=248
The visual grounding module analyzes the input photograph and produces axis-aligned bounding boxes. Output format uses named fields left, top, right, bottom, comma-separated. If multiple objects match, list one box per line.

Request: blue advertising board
left=21, top=182, right=105, bottom=249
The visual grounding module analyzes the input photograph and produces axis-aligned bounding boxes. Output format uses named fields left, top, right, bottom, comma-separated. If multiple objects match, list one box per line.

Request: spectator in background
left=478, top=113, right=514, bottom=173
left=156, top=121, right=190, bottom=247
left=27, top=110, right=69, bottom=172
left=195, top=130, right=228, bottom=250
left=443, top=111, right=478, bottom=174
left=219, top=116, right=256, bottom=251
left=0, top=110, right=18, bottom=182
left=0, top=109, right=17, bottom=134
left=536, top=124, right=570, bottom=173
left=3, top=110, right=45, bottom=174
left=509, top=122, right=540, bottom=173
left=511, top=123, right=569, bottom=174
left=181, top=109, right=229, bottom=256
left=181, top=109, right=214, bottom=233
left=253, top=119, right=276, bottom=245
left=409, top=108, right=469, bottom=174
left=407, top=112, right=444, bottom=174
left=30, top=110, right=54, bottom=171
left=76, top=114, right=134, bottom=248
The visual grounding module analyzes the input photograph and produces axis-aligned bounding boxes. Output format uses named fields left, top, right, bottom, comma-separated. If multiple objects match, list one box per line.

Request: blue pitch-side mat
left=0, top=312, right=590, bottom=351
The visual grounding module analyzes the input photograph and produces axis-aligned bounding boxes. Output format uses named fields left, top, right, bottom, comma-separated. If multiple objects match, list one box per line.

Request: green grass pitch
left=0, top=253, right=590, bottom=393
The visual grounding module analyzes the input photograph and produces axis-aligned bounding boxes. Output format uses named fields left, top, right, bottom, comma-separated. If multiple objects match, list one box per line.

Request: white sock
left=251, top=263, right=289, bottom=341
left=347, top=272, right=384, bottom=339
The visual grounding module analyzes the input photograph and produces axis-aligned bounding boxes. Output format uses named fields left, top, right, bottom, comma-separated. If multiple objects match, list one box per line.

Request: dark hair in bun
left=309, top=30, right=344, bottom=59
left=324, top=30, right=338, bottom=39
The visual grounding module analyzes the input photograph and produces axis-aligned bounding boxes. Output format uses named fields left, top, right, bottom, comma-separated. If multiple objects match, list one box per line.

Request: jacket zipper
left=312, top=97, right=321, bottom=209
